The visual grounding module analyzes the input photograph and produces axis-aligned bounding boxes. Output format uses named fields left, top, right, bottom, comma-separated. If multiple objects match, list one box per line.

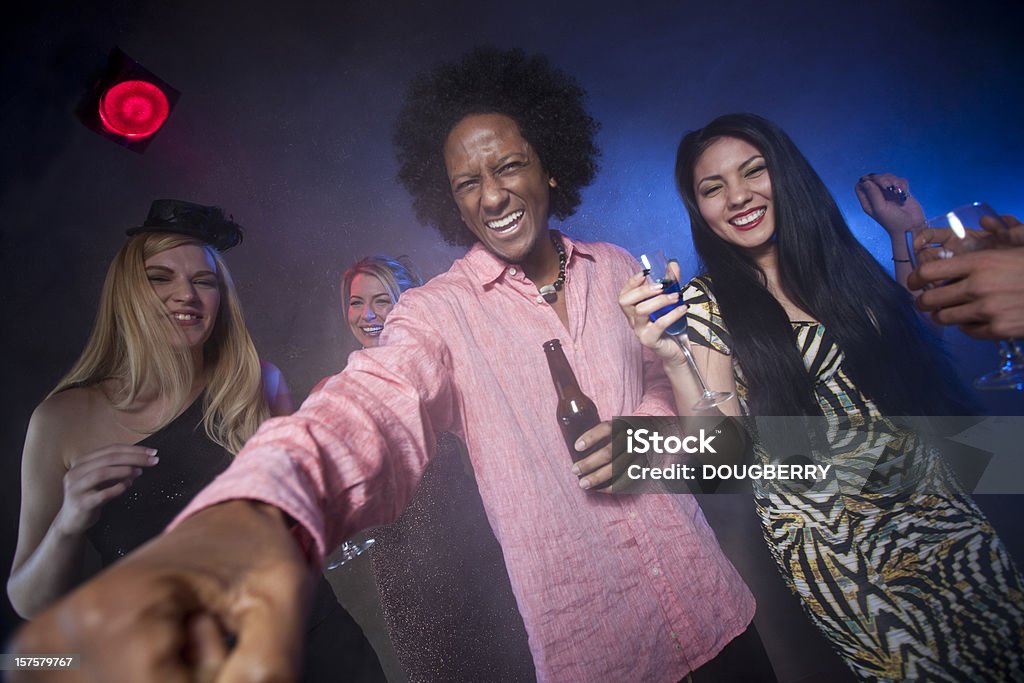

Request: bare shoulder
left=259, top=360, right=281, bottom=382
left=31, top=387, right=101, bottom=430
left=260, top=361, right=294, bottom=416
left=259, top=361, right=285, bottom=395
left=28, top=387, right=113, bottom=467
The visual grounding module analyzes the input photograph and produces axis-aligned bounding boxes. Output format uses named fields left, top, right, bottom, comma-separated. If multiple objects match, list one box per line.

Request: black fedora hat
left=126, top=199, right=243, bottom=251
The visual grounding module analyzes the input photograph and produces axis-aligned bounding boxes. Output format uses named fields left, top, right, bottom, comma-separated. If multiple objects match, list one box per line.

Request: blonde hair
left=52, top=232, right=268, bottom=453
left=341, top=255, right=423, bottom=313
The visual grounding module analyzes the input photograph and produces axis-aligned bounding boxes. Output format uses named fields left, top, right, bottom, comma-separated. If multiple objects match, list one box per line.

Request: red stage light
left=76, top=48, right=180, bottom=153
left=98, top=80, right=170, bottom=138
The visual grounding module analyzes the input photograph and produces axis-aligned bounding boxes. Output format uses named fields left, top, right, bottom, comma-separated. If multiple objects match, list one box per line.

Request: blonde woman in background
left=8, top=200, right=383, bottom=682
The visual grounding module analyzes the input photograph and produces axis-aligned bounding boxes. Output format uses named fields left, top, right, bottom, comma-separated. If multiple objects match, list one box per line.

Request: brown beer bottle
left=543, top=339, right=601, bottom=462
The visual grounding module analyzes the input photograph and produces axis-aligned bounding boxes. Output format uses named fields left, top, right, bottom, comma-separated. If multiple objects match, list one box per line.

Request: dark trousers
left=686, top=622, right=777, bottom=683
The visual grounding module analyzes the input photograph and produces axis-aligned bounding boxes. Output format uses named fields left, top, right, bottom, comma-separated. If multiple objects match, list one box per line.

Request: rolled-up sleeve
left=170, top=296, right=457, bottom=564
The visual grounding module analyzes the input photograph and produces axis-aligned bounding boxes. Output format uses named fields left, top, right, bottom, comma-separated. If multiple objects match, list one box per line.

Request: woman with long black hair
left=619, top=113, right=1024, bottom=681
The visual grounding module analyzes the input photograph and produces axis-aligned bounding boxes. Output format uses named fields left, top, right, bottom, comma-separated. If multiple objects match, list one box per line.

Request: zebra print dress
left=683, top=276, right=1024, bottom=681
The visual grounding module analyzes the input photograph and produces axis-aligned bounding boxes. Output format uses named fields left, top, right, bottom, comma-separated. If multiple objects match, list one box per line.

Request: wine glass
left=912, top=202, right=1024, bottom=391
left=326, top=536, right=375, bottom=570
left=639, top=251, right=734, bottom=410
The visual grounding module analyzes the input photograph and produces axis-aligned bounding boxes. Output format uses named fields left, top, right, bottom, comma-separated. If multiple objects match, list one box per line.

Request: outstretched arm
left=12, top=500, right=311, bottom=683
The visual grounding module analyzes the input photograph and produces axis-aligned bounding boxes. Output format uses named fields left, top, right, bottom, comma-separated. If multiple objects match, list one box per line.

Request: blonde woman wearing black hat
left=7, top=200, right=385, bottom=682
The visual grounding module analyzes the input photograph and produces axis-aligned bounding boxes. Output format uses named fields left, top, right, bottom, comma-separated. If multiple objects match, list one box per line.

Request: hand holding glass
left=640, top=252, right=734, bottom=410
left=907, top=202, right=1024, bottom=391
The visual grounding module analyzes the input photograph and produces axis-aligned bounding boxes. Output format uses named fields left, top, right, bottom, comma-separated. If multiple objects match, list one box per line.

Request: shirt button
left=628, top=511, right=638, bottom=521
left=509, top=267, right=518, bottom=275
left=650, top=566, right=661, bottom=577
left=536, top=295, right=545, bottom=304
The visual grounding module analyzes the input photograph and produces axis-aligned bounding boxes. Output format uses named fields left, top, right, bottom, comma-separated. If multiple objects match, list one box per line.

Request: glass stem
left=671, top=332, right=712, bottom=398
left=998, top=340, right=1013, bottom=371
left=1002, top=338, right=1024, bottom=370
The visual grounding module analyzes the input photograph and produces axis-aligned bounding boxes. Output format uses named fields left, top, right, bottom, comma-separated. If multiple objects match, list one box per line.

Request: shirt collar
left=462, top=230, right=596, bottom=289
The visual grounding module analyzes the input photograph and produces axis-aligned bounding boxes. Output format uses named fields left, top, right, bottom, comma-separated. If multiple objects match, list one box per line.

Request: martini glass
left=912, top=202, right=1024, bottom=391
left=640, top=251, right=734, bottom=410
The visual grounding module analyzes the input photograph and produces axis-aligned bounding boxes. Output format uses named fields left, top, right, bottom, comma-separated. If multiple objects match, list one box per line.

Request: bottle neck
left=543, top=340, right=583, bottom=400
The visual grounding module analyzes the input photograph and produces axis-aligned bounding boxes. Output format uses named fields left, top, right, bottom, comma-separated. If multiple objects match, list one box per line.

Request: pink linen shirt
left=177, top=233, right=755, bottom=681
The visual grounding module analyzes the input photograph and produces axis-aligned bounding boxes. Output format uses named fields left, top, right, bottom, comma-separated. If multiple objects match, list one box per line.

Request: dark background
left=2, top=0, right=1022, bottom=678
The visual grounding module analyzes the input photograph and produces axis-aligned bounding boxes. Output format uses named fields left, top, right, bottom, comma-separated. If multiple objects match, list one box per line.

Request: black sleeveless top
left=87, top=397, right=232, bottom=564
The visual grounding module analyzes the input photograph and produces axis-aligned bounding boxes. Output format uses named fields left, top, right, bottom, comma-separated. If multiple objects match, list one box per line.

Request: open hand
left=55, top=444, right=159, bottom=535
